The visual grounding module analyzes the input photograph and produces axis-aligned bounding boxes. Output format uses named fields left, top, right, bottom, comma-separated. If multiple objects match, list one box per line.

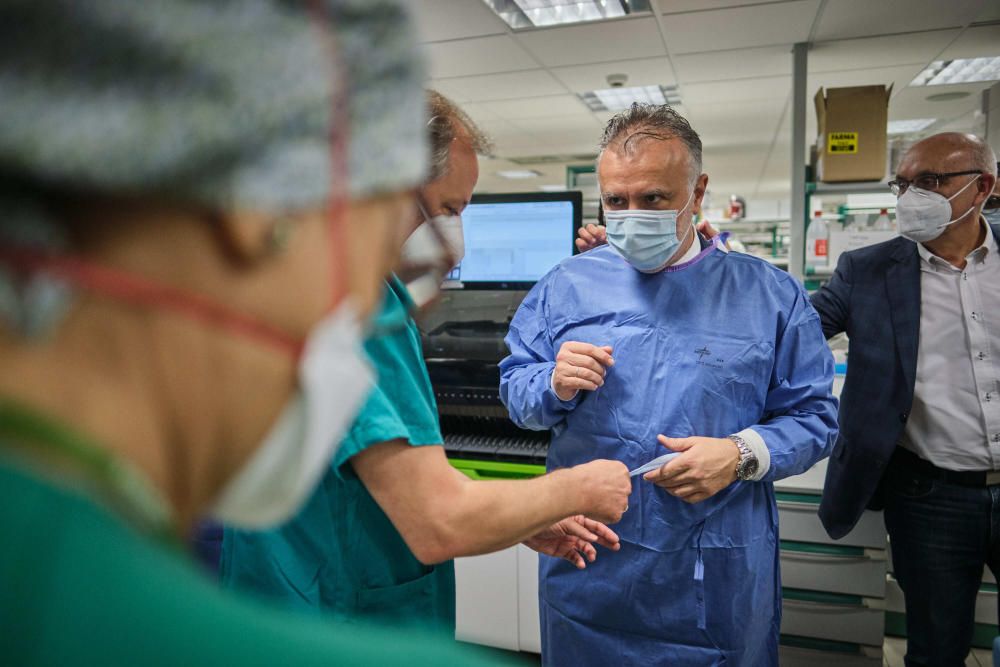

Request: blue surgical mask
left=603, top=191, right=695, bottom=272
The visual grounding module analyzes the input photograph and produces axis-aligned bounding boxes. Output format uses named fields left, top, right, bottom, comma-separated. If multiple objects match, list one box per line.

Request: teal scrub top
left=221, top=277, right=455, bottom=634
left=0, top=405, right=510, bottom=666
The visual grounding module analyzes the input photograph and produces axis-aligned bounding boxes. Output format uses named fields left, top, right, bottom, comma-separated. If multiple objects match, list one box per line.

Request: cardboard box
left=814, top=85, right=892, bottom=183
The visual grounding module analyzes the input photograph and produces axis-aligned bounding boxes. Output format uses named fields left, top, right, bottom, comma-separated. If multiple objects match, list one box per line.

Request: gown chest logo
left=694, top=345, right=726, bottom=370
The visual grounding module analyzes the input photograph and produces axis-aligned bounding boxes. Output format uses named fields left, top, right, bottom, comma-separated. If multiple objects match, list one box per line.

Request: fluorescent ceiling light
left=580, top=85, right=681, bottom=112
left=497, top=169, right=543, bottom=179
left=482, top=0, right=650, bottom=29
left=910, top=56, right=1000, bottom=86
left=887, top=118, right=936, bottom=134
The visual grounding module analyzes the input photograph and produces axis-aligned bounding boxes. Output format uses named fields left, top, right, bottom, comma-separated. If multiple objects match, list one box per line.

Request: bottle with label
left=873, top=207, right=894, bottom=231
left=805, top=210, right=829, bottom=271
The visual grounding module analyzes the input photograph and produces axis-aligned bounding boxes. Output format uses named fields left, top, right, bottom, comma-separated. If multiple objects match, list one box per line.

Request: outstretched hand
left=523, top=515, right=621, bottom=569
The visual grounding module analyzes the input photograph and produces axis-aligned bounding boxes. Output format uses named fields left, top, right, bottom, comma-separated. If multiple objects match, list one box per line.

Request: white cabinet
left=454, top=547, right=520, bottom=650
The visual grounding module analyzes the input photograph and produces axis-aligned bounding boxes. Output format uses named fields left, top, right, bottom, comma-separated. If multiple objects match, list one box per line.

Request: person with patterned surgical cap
left=0, top=1, right=515, bottom=664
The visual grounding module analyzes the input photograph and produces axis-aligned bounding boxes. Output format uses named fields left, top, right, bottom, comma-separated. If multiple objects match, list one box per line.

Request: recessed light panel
left=580, top=85, right=682, bottom=112
left=910, top=57, right=1000, bottom=86
left=482, top=0, right=651, bottom=29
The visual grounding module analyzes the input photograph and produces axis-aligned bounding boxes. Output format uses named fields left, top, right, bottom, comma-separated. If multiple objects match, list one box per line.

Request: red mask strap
left=0, top=248, right=303, bottom=356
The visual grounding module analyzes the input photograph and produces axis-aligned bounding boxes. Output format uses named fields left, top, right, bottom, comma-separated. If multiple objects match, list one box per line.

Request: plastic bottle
left=873, top=207, right=894, bottom=231
left=805, top=210, right=829, bottom=271
left=843, top=213, right=865, bottom=231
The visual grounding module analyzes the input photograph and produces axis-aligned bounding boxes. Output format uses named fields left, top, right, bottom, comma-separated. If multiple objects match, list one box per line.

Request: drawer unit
left=779, top=638, right=882, bottom=667
left=781, top=590, right=885, bottom=646
left=780, top=541, right=887, bottom=598
left=454, top=548, right=520, bottom=651
left=778, top=494, right=886, bottom=549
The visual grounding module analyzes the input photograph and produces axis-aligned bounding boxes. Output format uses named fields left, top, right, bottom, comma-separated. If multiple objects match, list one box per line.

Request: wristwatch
left=728, top=434, right=758, bottom=481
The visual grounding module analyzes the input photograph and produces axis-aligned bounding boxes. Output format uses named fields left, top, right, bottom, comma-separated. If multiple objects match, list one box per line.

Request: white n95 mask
left=399, top=208, right=464, bottom=309
left=604, top=191, right=695, bottom=272
left=211, top=301, right=373, bottom=528
left=896, top=175, right=981, bottom=244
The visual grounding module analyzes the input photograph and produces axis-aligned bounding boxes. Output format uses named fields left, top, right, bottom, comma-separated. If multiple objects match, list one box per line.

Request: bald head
left=902, top=132, right=997, bottom=179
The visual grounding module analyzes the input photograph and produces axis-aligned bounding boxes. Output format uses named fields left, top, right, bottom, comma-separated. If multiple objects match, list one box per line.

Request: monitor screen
left=445, top=191, right=582, bottom=290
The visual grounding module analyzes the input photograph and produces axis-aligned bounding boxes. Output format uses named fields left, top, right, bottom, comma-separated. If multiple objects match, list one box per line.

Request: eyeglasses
left=985, top=195, right=1000, bottom=211
left=888, top=170, right=982, bottom=196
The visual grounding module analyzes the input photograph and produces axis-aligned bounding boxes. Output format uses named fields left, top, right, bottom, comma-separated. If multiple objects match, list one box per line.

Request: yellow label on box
left=828, top=132, right=858, bottom=154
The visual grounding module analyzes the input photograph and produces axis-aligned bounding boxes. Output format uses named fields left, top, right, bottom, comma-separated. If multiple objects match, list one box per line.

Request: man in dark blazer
left=813, top=133, right=999, bottom=667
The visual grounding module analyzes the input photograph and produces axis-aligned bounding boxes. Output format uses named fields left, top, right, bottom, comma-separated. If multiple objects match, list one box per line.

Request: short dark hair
left=599, top=103, right=703, bottom=183
left=426, top=90, right=493, bottom=181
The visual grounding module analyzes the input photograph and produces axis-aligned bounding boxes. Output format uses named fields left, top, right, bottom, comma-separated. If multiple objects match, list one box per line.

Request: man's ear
left=976, top=173, right=997, bottom=205
left=693, top=173, right=709, bottom=214
left=211, top=210, right=295, bottom=265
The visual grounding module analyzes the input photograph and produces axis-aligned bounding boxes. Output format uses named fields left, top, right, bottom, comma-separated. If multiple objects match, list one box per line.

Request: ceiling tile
left=889, top=83, right=993, bottom=127
left=659, top=0, right=821, bottom=54
left=686, top=97, right=786, bottom=123
left=809, top=29, right=961, bottom=73
left=515, top=16, right=666, bottom=67
left=424, top=35, right=537, bottom=78
left=485, top=94, right=592, bottom=119
left=429, top=70, right=563, bottom=103
left=661, top=0, right=800, bottom=13
left=681, top=75, right=791, bottom=104
left=550, top=57, right=676, bottom=92
left=409, top=0, right=507, bottom=42
left=812, top=0, right=983, bottom=41
left=673, top=45, right=791, bottom=83
left=977, top=2, right=1000, bottom=22
left=937, top=24, right=1000, bottom=60
left=507, top=114, right=603, bottom=134
left=696, top=126, right=786, bottom=148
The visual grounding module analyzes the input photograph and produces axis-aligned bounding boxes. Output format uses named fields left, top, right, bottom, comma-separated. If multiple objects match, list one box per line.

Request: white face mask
left=399, top=207, right=463, bottom=308
left=896, top=175, right=981, bottom=244
left=211, top=301, right=373, bottom=528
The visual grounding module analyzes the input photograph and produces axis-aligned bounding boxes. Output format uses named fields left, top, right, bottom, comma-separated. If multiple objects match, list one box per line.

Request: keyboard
left=443, top=433, right=548, bottom=465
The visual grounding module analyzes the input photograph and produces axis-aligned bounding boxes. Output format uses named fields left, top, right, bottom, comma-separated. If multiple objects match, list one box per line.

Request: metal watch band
left=728, top=434, right=757, bottom=481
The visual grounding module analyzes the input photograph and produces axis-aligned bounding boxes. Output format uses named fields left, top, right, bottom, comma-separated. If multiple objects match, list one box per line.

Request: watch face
left=739, top=458, right=759, bottom=480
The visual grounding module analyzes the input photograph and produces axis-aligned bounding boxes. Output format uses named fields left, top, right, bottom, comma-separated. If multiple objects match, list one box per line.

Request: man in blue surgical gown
left=500, top=104, right=839, bottom=666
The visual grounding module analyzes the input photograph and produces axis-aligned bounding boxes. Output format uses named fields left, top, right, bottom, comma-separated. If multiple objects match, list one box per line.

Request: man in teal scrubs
left=224, top=277, right=459, bottom=630
left=222, top=92, right=633, bottom=633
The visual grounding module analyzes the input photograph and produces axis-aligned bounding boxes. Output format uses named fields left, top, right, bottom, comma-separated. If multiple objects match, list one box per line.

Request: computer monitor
left=445, top=191, right=583, bottom=290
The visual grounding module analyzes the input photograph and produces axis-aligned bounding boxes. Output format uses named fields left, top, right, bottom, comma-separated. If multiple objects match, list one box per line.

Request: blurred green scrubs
left=0, top=401, right=505, bottom=666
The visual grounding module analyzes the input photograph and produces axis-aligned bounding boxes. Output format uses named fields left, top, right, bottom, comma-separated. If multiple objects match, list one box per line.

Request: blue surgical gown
left=500, top=243, right=839, bottom=666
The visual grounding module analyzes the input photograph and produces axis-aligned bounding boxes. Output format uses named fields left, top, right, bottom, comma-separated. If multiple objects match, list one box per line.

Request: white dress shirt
left=901, top=218, right=1000, bottom=471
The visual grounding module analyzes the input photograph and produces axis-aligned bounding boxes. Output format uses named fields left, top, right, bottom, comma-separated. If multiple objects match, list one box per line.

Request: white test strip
left=629, top=452, right=680, bottom=477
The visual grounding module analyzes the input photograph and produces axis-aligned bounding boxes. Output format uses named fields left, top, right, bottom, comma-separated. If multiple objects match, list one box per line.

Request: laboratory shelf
left=808, top=181, right=892, bottom=195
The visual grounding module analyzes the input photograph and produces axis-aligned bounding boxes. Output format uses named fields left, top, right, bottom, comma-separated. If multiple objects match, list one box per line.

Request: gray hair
left=598, top=103, right=703, bottom=183
left=426, top=90, right=493, bottom=182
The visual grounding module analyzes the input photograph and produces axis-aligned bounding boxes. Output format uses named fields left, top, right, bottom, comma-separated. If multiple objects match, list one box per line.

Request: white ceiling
left=413, top=0, right=1000, bottom=200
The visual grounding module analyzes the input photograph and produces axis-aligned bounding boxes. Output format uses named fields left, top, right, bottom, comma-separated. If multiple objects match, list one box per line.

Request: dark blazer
left=811, top=221, right=1000, bottom=539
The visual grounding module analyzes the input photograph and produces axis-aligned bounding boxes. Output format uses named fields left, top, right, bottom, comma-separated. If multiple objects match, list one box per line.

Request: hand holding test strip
left=629, top=452, right=680, bottom=478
